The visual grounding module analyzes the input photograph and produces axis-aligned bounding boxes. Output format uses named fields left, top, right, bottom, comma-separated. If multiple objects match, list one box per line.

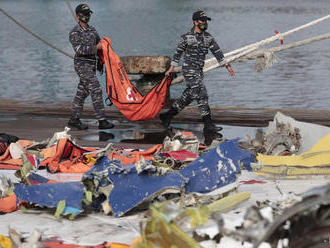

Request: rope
left=240, top=32, right=330, bottom=61
left=0, top=8, right=74, bottom=59
left=172, top=14, right=330, bottom=84
left=224, top=14, right=330, bottom=57
left=65, top=0, right=79, bottom=23
left=2, top=6, right=329, bottom=84
left=237, top=32, right=330, bottom=71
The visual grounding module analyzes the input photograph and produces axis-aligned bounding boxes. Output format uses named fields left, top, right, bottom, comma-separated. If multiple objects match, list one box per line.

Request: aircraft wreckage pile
left=0, top=112, right=330, bottom=248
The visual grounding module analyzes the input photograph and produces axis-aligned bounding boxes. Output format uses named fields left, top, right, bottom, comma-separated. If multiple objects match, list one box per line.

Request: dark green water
left=1, top=0, right=330, bottom=109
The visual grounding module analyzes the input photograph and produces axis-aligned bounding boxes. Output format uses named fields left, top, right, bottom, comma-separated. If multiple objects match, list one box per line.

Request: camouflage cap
left=192, top=10, right=211, bottom=21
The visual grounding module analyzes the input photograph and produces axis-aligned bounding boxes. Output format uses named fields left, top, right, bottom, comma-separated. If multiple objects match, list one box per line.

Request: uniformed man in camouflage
left=68, top=4, right=114, bottom=130
left=161, top=10, right=235, bottom=141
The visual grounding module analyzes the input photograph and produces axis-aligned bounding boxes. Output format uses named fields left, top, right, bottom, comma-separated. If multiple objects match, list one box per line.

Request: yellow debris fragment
left=207, top=192, right=251, bottom=213
left=254, top=165, right=330, bottom=176
left=257, top=133, right=330, bottom=167
left=0, top=235, right=12, bottom=248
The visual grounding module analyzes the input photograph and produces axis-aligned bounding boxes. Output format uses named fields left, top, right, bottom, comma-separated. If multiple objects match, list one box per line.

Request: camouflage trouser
left=173, top=67, right=211, bottom=117
left=71, top=60, right=106, bottom=120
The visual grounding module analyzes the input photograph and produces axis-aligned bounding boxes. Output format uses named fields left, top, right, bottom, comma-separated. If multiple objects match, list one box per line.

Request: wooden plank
left=1, top=99, right=330, bottom=127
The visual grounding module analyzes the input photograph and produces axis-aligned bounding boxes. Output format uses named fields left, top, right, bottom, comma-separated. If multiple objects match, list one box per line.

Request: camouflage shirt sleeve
left=69, top=28, right=97, bottom=56
left=209, top=36, right=225, bottom=64
left=171, top=35, right=187, bottom=67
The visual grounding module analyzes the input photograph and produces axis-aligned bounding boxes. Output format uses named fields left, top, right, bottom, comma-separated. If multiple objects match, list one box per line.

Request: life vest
left=98, top=37, right=172, bottom=121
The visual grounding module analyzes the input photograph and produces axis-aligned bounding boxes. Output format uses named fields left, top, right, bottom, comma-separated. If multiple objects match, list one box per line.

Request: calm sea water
left=1, top=0, right=330, bottom=110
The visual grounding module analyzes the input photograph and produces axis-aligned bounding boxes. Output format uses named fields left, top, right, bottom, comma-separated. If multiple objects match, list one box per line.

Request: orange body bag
left=98, top=37, right=172, bottom=121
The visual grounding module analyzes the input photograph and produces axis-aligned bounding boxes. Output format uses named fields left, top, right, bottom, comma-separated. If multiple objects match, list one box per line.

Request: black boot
left=98, top=120, right=115, bottom=129
left=202, top=115, right=223, bottom=133
left=68, top=118, right=88, bottom=130
left=202, top=115, right=223, bottom=146
left=204, top=130, right=223, bottom=146
left=159, top=107, right=178, bottom=128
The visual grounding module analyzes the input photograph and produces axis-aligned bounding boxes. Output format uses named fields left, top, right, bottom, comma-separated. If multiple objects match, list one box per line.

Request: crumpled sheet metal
left=14, top=181, right=84, bottom=214
left=0, top=175, right=14, bottom=198
left=84, top=139, right=255, bottom=217
left=240, top=118, right=301, bottom=156
left=162, top=131, right=200, bottom=155
left=220, top=138, right=255, bottom=171
left=257, top=133, right=330, bottom=168
left=253, top=183, right=330, bottom=248
left=84, top=157, right=186, bottom=217
left=180, top=140, right=241, bottom=194
left=268, top=112, right=330, bottom=154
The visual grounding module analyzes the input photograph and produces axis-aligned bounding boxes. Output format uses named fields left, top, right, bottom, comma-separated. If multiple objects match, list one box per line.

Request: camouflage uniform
left=171, top=28, right=225, bottom=117
left=69, top=24, right=106, bottom=120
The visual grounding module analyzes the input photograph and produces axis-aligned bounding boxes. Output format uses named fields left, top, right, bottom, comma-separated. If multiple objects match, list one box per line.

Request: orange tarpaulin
left=109, top=144, right=162, bottom=165
left=41, top=138, right=97, bottom=173
left=98, top=37, right=172, bottom=121
left=0, top=193, right=17, bottom=213
left=1, top=137, right=163, bottom=172
left=0, top=140, right=33, bottom=170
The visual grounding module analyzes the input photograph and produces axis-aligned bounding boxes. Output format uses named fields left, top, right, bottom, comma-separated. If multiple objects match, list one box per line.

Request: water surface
left=1, top=0, right=330, bottom=110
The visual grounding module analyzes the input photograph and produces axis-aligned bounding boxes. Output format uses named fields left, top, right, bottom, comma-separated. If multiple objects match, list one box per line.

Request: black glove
left=97, top=59, right=104, bottom=75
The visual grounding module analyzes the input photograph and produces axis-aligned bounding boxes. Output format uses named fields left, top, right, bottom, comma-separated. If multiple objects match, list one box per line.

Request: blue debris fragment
left=9, top=139, right=254, bottom=218
left=180, top=138, right=254, bottom=193
left=84, top=139, right=255, bottom=217
left=180, top=146, right=238, bottom=194
left=84, top=156, right=187, bottom=217
left=219, top=138, right=255, bottom=171
left=14, top=181, right=84, bottom=214
left=83, top=157, right=121, bottom=189
left=27, top=172, right=52, bottom=184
